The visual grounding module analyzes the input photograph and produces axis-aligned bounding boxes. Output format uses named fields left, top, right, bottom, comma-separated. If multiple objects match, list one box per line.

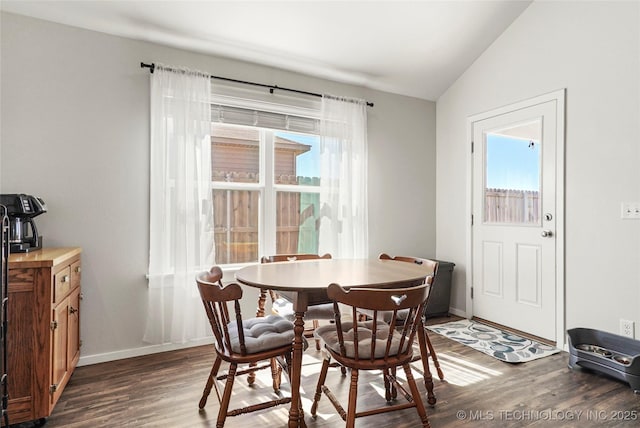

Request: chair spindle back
left=196, top=266, right=249, bottom=356
left=327, top=282, right=431, bottom=362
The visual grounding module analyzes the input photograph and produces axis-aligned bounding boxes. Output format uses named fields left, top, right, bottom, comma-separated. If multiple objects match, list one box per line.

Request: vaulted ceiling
left=1, top=1, right=532, bottom=101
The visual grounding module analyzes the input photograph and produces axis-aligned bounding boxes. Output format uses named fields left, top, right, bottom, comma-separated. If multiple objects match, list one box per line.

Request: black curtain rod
left=140, top=62, right=373, bottom=107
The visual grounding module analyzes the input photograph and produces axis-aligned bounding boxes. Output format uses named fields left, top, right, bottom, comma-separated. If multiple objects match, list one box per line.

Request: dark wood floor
left=20, top=317, right=640, bottom=427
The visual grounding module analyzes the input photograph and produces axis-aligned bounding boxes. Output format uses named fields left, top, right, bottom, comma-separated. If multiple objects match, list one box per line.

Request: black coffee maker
left=0, top=194, right=47, bottom=253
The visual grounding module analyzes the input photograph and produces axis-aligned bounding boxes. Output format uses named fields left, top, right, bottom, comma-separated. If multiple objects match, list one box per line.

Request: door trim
left=465, top=89, right=566, bottom=348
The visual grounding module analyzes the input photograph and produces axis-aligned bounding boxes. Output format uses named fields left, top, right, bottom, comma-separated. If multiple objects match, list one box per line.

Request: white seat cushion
left=314, top=320, right=411, bottom=359
left=226, top=315, right=294, bottom=354
left=273, top=298, right=336, bottom=320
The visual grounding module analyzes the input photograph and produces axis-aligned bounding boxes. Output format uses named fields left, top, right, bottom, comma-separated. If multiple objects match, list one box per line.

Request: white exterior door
left=471, top=92, right=564, bottom=342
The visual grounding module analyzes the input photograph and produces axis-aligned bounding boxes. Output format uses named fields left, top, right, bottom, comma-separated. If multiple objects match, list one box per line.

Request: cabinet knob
left=69, top=306, right=78, bottom=315
left=75, top=266, right=82, bottom=273
left=62, top=275, right=69, bottom=283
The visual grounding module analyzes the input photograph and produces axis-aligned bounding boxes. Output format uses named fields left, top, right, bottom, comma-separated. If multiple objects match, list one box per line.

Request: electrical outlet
left=620, top=319, right=635, bottom=338
left=621, top=202, right=640, bottom=219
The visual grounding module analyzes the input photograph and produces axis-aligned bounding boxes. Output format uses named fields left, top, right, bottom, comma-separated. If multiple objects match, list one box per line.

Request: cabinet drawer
left=70, top=260, right=81, bottom=291
left=54, top=266, right=71, bottom=304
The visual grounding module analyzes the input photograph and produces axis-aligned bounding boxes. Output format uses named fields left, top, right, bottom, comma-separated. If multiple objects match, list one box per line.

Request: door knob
left=541, top=230, right=553, bottom=237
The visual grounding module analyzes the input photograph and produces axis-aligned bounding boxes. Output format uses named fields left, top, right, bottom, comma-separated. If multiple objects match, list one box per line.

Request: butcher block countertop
left=8, top=247, right=82, bottom=268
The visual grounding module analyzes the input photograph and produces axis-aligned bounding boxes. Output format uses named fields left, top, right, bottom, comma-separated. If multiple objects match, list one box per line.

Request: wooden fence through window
left=484, top=188, right=540, bottom=224
left=213, top=172, right=320, bottom=264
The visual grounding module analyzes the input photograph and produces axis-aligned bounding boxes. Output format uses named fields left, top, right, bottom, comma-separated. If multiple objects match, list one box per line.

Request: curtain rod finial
left=140, top=62, right=155, bottom=73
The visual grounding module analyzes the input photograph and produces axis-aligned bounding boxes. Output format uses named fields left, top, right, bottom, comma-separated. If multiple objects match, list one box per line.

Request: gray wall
left=436, top=1, right=640, bottom=338
left=0, top=13, right=436, bottom=364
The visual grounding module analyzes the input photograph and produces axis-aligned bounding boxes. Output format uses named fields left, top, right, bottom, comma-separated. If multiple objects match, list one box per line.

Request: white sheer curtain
left=318, top=95, right=369, bottom=258
left=144, top=64, right=215, bottom=345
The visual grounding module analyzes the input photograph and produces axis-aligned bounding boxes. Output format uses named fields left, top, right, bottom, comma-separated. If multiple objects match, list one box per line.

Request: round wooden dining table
left=235, top=258, right=434, bottom=428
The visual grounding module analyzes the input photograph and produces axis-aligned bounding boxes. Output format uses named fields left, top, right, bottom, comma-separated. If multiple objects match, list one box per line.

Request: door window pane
left=484, top=120, right=541, bottom=224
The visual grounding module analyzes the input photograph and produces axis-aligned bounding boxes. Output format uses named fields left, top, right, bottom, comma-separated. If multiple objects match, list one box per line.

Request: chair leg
left=424, top=329, right=444, bottom=380
left=346, top=368, right=359, bottom=428
left=417, top=323, right=436, bottom=405
left=256, top=288, right=267, bottom=318
left=216, top=362, right=237, bottom=428
left=248, top=289, right=269, bottom=386
left=284, top=350, right=292, bottom=378
left=311, top=353, right=331, bottom=417
left=278, top=351, right=293, bottom=389
left=199, top=356, right=222, bottom=409
left=383, top=368, right=392, bottom=402
left=402, top=363, right=431, bottom=428
left=390, top=366, right=398, bottom=399
left=313, top=319, right=321, bottom=350
left=270, top=357, right=282, bottom=392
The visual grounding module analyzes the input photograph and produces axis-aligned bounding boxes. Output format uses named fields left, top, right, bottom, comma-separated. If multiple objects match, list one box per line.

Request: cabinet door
left=51, top=296, right=69, bottom=406
left=67, top=287, right=81, bottom=367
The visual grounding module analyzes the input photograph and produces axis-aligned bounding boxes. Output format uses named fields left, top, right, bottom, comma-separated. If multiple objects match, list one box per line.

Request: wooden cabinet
left=3, top=248, right=81, bottom=425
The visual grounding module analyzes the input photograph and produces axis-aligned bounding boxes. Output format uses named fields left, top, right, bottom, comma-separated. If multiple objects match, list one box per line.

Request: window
left=211, top=122, right=321, bottom=266
left=483, top=119, right=542, bottom=224
left=209, top=85, right=369, bottom=265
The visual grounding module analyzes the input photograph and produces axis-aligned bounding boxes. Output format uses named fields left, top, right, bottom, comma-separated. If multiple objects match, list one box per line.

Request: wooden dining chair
left=310, top=282, right=433, bottom=428
left=196, top=266, right=296, bottom=428
left=378, top=254, right=444, bottom=406
left=379, top=254, right=445, bottom=382
left=259, top=253, right=333, bottom=351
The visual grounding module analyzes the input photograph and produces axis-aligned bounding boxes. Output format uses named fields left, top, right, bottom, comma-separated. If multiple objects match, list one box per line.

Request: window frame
left=211, top=124, right=321, bottom=268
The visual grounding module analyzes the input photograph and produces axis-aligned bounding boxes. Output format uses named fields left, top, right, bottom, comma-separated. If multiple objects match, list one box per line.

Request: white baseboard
left=78, top=337, right=215, bottom=367
left=79, top=306, right=468, bottom=367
